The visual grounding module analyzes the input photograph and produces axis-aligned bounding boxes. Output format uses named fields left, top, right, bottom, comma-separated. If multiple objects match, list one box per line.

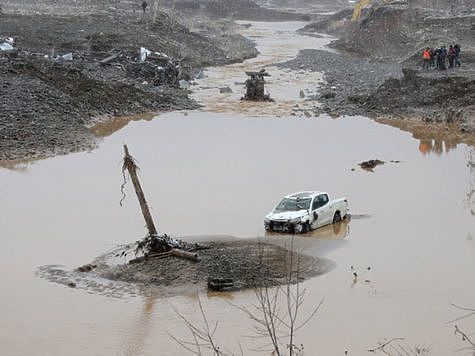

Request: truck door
left=319, top=194, right=331, bottom=224
left=311, top=194, right=331, bottom=228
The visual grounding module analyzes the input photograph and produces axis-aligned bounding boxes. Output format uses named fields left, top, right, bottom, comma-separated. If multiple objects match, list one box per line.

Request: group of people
left=422, top=45, right=461, bottom=70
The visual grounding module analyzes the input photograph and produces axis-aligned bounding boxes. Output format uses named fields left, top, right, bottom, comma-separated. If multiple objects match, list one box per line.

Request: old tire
left=333, top=211, right=342, bottom=223
left=294, top=224, right=303, bottom=234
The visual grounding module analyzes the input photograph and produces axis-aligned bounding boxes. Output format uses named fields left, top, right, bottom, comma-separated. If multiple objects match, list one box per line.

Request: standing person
left=429, top=47, right=436, bottom=68
left=422, top=47, right=431, bottom=70
left=454, top=44, right=461, bottom=67
left=448, top=45, right=456, bottom=68
left=439, top=46, right=447, bottom=70
left=434, top=47, right=441, bottom=69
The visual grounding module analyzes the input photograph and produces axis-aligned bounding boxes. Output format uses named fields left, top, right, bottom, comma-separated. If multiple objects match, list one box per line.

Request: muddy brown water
left=1, top=21, right=475, bottom=355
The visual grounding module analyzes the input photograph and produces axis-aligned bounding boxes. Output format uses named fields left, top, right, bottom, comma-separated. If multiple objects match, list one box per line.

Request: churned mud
left=38, top=239, right=326, bottom=297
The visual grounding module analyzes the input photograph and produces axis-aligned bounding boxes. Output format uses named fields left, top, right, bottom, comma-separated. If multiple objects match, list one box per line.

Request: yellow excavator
left=351, top=0, right=391, bottom=21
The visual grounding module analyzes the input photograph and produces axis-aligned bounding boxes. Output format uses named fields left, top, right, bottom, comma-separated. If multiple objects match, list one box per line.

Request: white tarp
left=0, top=42, right=14, bottom=51
left=139, top=47, right=152, bottom=62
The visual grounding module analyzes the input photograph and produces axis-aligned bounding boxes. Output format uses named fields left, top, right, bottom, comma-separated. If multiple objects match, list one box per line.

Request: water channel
left=1, top=21, right=474, bottom=355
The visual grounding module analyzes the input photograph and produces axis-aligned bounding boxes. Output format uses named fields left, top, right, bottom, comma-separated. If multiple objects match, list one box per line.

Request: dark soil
left=0, top=5, right=258, bottom=162
left=102, top=241, right=320, bottom=289
left=0, top=52, right=197, bottom=160
left=38, top=240, right=325, bottom=297
left=358, top=68, right=475, bottom=132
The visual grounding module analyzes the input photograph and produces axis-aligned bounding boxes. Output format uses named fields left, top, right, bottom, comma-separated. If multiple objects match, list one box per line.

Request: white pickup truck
left=264, top=191, right=348, bottom=234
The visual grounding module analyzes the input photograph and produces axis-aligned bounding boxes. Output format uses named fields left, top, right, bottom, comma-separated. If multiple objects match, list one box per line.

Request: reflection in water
left=265, top=220, right=350, bottom=240
left=0, top=157, right=38, bottom=171
left=90, top=113, right=156, bottom=138
left=122, top=296, right=157, bottom=356
left=376, top=118, right=474, bottom=155
left=418, top=138, right=458, bottom=156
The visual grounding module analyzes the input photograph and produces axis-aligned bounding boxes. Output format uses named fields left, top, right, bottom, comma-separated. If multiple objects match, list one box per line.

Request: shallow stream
left=1, top=21, right=474, bottom=355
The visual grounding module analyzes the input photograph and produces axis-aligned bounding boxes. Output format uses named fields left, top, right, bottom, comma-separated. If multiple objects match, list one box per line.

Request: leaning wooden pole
left=123, top=145, right=158, bottom=236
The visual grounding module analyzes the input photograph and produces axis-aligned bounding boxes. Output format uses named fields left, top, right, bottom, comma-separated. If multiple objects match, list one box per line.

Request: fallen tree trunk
left=170, top=248, right=199, bottom=262
left=129, top=251, right=172, bottom=264
left=128, top=248, right=199, bottom=264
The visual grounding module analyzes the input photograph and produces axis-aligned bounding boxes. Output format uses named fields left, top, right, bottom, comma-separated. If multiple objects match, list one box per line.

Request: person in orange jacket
left=422, top=47, right=431, bottom=70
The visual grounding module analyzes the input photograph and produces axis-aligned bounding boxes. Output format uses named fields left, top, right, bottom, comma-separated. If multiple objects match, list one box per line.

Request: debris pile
left=243, top=69, right=273, bottom=101
left=359, top=159, right=385, bottom=171
left=0, top=36, right=15, bottom=51
left=0, top=8, right=259, bottom=162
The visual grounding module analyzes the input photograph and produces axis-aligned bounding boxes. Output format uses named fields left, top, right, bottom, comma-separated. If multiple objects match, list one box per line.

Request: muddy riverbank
left=277, top=48, right=403, bottom=117
left=279, top=48, right=475, bottom=142
left=0, top=4, right=258, bottom=161
left=297, top=1, right=475, bottom=135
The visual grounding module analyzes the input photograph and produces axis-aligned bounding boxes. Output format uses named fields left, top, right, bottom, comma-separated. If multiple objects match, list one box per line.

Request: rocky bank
left=295, top=0, right=475, bottom=134
left=0, top=0, right=259, bottom=162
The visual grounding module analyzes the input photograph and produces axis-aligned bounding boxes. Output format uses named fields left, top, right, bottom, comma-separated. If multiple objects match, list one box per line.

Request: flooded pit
left=1, top=21, right=475, bottom=355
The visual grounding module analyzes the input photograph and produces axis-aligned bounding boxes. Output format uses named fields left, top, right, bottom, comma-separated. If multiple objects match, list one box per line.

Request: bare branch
left=367, top=338, right=406, bottom=353
left=455, top=325, right=475, bottom=349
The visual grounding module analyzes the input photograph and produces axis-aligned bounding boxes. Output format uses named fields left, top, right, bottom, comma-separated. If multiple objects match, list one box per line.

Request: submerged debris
left=219, top=86, right=233, bottom=93
left=359, top=159, right=385, bottom=171
left=207, top=277, right=234, bottom=291
left=243, top=69, right=273, bottom=101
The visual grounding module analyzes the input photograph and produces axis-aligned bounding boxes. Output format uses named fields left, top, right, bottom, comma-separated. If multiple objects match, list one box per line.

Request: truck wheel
left=302, top=223, right=310, bottom=233
left=294, top=224, right=303, bottom=234
left=333, top=211, right=341, bottom=223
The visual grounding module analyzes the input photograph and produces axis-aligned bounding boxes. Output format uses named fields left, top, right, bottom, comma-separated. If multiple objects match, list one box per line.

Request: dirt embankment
left=298, top=8, right=353, bottom=36
left=0, top=1, right=258, bottom=162
left=331, top=4, right=474, bottom=63
left=295, top=2, right=475, bottom=134
left=162, top=0, right=312, bottom=21
left=356, top=68, right=475, bottom=130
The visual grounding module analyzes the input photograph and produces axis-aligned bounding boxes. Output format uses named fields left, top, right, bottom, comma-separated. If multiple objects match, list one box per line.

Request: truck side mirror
left=313, top=212, right=318, bottom=221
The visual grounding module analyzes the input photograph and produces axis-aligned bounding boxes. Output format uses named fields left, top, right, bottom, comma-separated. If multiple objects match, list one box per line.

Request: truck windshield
left=275, top=198, right=311, bottom=212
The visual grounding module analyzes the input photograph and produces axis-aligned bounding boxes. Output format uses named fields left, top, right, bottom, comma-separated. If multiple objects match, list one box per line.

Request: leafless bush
left=169, top=295, right=233, bottom=356
left=170, top=237, right=323, bottom=356
left=367, top=338, right=431, bottom=355
left=234, top=239, right=323, bottom=356
left=450, top=304, right=475, bottom=354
